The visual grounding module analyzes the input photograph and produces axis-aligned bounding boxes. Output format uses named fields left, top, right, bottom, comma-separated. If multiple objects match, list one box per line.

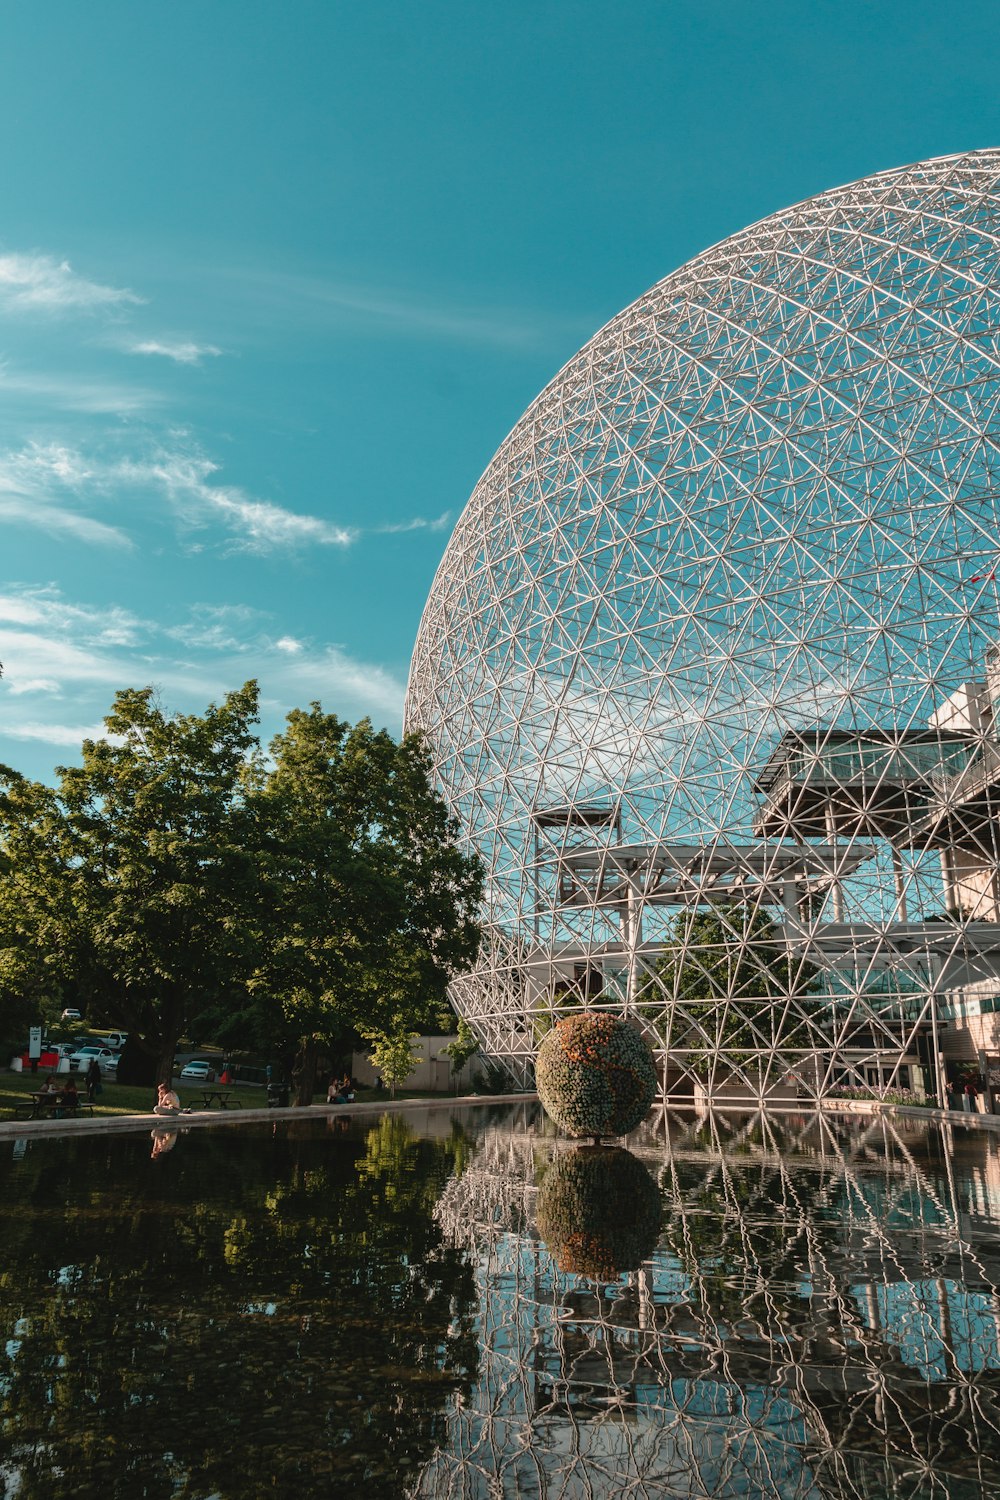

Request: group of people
left=327, top=1074, right=356, bottom=1104
left=34, top=1057, right=104, bottom=1109
left=35, top=1075, right=81, bottom=1116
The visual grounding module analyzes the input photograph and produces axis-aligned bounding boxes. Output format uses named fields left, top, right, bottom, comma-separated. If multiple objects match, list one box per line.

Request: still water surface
left=2, top=1105, right=1000, bottom=1498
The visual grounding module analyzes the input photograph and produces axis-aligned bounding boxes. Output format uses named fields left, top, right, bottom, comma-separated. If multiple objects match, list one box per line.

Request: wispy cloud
left=0, top=253, right=141, bottom=314
left=0, top=432, right=449, bottom=558
left=375, top=511, right=452, bottom=535
left=130, top=338, right=222, bottom=365
left=0, top=586, right=407, bottom=749
left=0, top=364, right=158, bottom=414
left=117, top=451, right=357, bottom=552
left=0, top=446, right=133, bottom=549
left=2, top=720, right=115, bottom=747
left=217, top=265, right=594, bottom=351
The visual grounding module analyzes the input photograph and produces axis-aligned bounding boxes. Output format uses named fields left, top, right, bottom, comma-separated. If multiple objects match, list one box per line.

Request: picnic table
left=194, top=1088, right=241, bottom=1109
left=17, top=1091, right=94, bottom=1120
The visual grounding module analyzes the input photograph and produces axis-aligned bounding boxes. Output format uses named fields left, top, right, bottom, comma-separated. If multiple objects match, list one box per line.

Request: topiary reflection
left=535, top=1147, right=661, bottom=1280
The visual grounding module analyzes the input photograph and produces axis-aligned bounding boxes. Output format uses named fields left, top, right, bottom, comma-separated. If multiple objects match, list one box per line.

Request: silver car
left=69, top=1045, right=119, bottom=1074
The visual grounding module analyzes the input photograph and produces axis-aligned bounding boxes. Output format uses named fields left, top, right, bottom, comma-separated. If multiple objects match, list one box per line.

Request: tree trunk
left=293, top=1035, right=319, bottom=1106
left=156, top=990, right=184, bottom=1090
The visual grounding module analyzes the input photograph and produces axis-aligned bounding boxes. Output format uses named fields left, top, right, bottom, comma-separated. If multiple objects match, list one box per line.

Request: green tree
left=0, top=683, right=265, bottom=1085
left=440, top=1017, right=481, bottom=1091
left=0, top=771, right=72, bottom=1056
left=637, top=902, right=819, bottom=1077
left=366, top=1029, right=419, bottom=1097
left=250, top=708, right=483, bottom=1103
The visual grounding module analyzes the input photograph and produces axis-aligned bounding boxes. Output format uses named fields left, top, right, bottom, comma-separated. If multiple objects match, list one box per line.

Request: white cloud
left=130, top=339, right=222, bottom=365
left=0, top=494, right=131, bottom=548
left=376, top=511, right=452, bottom=535
left=0, top=365, right=158, bottom=414
left=0, top=435, right=444, bottom=558
left=0, top=253, right=141, bottom=313
left=218, top=265, right=593, bottom=351
left=0, top=445, right=133, bottom=549
left=0, top=588, right=406, bottom=752
left=5, top=677, right=60, bottom=696
left=116, top=451, right=357, bottom=552
left=0, top=587, right=143, bottom=644
left=2, top=720, right=113, bottom=747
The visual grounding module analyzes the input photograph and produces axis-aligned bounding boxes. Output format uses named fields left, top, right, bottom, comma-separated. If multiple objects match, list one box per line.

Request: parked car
left=180, top=1060, right=216, bottom=1083
left=103, top=1032, right=128, bottom=1049
left=42, top=1042, right=75, bottom=1058
left=69, top=1045, right=119, bottom=1074
left=61, top=1009, right=83, bottom=1022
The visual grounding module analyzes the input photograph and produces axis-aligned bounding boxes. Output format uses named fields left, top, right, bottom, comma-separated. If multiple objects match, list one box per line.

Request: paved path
left=0, top=1092, right=539, bottom=1142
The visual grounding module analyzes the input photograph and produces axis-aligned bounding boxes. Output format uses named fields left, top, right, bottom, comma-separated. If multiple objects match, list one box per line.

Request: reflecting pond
left=3, top=1106, right=1000, bottom=1498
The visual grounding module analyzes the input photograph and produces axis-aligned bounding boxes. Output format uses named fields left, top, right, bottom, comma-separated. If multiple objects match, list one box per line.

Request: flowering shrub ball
left=535, top=1012, right=658, bottom=1140
left=536, top=1147, right=661, bottom=1280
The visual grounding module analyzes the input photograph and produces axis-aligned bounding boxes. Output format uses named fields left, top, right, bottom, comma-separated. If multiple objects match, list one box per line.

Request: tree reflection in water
left=422, top=1107, right=1000, bottom=1499
left=0, top=1112, right=479, bottom=1500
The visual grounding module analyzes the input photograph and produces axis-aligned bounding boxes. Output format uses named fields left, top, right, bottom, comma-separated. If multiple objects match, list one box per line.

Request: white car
left=69, top=1045, right=119, bottom=1074
left=180, top=1060, right=216, bottom=1082
left=61, top=1009, right=83, bottom=1022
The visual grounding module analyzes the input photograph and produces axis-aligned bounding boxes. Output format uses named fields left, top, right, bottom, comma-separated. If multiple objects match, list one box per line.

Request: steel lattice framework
left=405, top=149, right=1000, bottom=1102
left=413, top=1111, right=1000, bottom=1499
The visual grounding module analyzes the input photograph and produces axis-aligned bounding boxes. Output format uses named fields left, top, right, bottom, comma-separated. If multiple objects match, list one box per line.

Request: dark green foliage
left=247, top=707, right=484, bottom=1102
left=637, top=902, right=821, bottom=1072
left=535, top=1146, right=661, bottom=1279
left=0, top=688, right=483, bottom=1092
left=0, top=1115, right=477, bottom=1499
left=535, top=1012, right=657, bottom=1139
left=472, top=1058, right=516, bottom=1094
left=0, top=685, right=263, bottom=1083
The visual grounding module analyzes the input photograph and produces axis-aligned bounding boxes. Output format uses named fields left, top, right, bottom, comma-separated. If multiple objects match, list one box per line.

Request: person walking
left=85, top=1057, right=102, bottom=1103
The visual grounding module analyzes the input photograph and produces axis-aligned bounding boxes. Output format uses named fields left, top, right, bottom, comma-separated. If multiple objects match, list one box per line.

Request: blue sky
left=2, top=0, right=1000, bottom=780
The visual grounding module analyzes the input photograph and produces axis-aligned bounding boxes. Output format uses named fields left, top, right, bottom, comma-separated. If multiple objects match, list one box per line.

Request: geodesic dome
left=405, top=149, right=1000, bottom=1100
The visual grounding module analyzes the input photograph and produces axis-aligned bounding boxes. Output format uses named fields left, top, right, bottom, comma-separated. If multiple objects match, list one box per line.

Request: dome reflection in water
left=421, top=1106, right=1000, bottom=1500
left=4, top=1106, right=1000, bottom=1498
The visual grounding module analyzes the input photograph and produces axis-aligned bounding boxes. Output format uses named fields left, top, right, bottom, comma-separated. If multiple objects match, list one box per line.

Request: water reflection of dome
left=414, top=1111, right=1000, bottom=1498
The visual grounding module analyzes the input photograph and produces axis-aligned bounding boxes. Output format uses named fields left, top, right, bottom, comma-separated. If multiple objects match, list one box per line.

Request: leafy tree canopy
left=0, top=687, right=483, bottom=1090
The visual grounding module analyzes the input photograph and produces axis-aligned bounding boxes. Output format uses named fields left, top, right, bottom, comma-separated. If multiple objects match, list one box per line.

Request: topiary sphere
left=536, top=1147, right=661, bottom=1280
left=535, top=1012, right=657, bottom=1140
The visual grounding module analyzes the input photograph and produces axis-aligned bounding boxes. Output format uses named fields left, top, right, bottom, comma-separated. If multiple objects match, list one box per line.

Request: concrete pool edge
left=0, top=1091, right=540, bottom=1142
left=4, top=1090, right=998, bottom=1144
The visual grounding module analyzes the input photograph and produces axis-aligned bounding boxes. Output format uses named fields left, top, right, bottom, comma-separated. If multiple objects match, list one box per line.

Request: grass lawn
left=0, top=1071, right=470, bottom=1122
left=0, top=1070, right=269, bottom=1121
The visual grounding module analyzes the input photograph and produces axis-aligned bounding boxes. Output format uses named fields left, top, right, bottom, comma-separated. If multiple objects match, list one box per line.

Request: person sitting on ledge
left=153, top=1082, right=181, bottom=1117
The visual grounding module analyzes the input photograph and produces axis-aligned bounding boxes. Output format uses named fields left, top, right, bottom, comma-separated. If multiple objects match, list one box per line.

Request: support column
left=891, top=846, right=909, bottom=923
left=825, top=805, right=844, bottom=921
left=625, top=878, right=644, bottom=1008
